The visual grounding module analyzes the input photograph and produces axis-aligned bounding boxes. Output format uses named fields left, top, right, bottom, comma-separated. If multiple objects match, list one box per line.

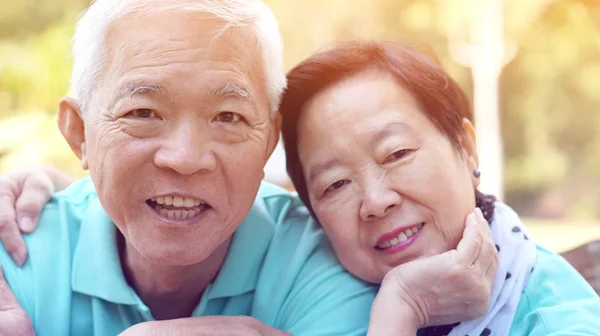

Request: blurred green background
left=1, top=0, right=599, bottom=250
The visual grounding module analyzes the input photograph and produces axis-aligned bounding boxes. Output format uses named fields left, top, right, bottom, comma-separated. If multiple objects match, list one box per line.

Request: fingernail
left=19, top=217, right=34, bottom=232
left=474, top=207, right=484, bottom=220
left=11, top=252, right=25, bottom=267
left=466, top=212, right=476, bottom=224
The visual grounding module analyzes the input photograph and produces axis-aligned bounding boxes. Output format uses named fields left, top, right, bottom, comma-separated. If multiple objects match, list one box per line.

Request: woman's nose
left=359, top=183, right=402, bottom=221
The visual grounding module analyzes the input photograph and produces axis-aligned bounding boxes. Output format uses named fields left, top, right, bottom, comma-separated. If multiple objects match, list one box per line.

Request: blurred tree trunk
left=443, top=0, right=514, bottom=200
left=470, top=0, right=505, bottom=200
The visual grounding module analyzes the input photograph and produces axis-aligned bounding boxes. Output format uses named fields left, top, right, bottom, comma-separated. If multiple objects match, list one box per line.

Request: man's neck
left=118, top=234, right=231, bottom=320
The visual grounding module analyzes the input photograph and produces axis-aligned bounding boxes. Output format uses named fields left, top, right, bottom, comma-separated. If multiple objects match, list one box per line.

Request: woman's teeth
left=377, top=223, right=424, bottom=249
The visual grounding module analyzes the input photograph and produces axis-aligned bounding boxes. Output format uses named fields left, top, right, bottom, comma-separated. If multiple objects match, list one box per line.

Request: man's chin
left=137, top=244, right=216, bottom=266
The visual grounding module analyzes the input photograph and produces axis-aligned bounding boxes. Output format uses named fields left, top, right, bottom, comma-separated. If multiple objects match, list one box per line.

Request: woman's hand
left=119, top=316, right=292, bottom=336
left=0, top=164, right=75, bottom=266
left=368, top=208, right=498, bottom=335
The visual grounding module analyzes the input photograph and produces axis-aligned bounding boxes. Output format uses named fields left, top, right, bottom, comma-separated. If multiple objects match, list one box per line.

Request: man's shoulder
left=1, top=177, right=96, bottom=264
left=255, top=181, right=310, bottom=224
left=0, top=177, right=97, bottom=327
left=510, top=245, right=600, bottom=334
left=250, top=183, right=375, bottom=334
left=51, top=177, right=97, bottom=210
left=253, top=182, right=323, bottom=253
left=27, top=177, right=96, bottom=252
left=255, top=182, right=325, bottom=260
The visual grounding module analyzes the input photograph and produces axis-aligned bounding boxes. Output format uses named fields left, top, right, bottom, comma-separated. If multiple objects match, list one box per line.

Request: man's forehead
left=105, top=10, right=258, bottom=62
left=98, top=10, right=269, bottom=111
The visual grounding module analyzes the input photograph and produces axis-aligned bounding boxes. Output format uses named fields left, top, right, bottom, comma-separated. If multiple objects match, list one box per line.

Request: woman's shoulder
left=509, top=244, right=600, bottom=335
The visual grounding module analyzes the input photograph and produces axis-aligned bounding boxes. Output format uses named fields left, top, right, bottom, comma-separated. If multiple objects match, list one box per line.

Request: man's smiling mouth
left=146, top=196, right=212, bottom=220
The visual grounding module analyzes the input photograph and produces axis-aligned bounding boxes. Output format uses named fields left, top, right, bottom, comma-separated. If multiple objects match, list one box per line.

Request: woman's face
left=297, top=70, right=480, bottom=283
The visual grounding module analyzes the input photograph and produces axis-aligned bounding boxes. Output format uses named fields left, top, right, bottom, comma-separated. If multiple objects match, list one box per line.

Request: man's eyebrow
left=109, top=82, right=168, bottom=108
left=212, top=82, right=253, bottom=101
left=307, top=158, right=341, bottom=182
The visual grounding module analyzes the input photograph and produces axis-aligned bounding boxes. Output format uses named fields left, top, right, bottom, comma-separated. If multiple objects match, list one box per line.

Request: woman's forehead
left=297, top=74, right=433, bottom=143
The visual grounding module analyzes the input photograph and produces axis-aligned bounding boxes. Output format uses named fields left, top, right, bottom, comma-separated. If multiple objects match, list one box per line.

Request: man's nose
left=154, top=124, right=217, bottom=176
left=359, top=181, right=402, bottom=221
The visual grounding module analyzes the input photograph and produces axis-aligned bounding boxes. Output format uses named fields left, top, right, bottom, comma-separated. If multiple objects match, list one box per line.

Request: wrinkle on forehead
left=92, top=10, right=269, bottom=115
left=104, top=13, right=257, bottom=73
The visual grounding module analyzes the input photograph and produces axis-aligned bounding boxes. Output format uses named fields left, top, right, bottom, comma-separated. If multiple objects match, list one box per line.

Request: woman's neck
left=119, top=234, right=231, bottom=320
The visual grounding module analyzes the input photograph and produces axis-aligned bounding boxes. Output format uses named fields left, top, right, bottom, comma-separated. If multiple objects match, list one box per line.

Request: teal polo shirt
left=0, top=178, right=376, bottom=336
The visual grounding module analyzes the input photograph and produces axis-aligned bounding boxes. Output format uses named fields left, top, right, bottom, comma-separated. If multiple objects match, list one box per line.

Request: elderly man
left=0, top=0, right=500, bottom=334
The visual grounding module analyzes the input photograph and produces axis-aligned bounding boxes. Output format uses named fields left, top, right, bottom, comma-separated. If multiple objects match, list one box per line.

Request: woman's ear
left=461, top=118, right=479, bottom=185
left=58, top=97, right=89, bottom=170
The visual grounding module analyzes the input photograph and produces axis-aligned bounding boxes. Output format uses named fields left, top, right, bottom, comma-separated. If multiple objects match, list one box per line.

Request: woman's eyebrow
left=308, top=158, right=341, bottom=181
left=369, top=122, right=413, bottom=147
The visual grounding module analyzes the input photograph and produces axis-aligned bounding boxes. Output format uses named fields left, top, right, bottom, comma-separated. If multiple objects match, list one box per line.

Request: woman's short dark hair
left=280, top=40, right=472, bottom=215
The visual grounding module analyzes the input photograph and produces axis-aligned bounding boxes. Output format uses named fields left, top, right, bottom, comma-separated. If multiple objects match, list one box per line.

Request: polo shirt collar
left=71, top=197, right=140, bottom=305
left=204, top=199, right=275, bottom=300
left=71, top=193, right=276, bottom=305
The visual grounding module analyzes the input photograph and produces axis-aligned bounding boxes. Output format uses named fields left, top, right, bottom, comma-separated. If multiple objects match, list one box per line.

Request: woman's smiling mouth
left=375, top=222, right=424, bottom=253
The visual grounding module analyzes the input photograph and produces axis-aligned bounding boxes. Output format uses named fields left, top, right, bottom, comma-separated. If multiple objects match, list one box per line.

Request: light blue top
left=510, top=245, right=600, bottom=335
left=0, top=178, right=376, bottom=336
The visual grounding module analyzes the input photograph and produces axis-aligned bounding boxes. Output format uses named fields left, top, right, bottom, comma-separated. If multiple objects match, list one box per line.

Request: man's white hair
left=71, top=0, right=286, bottom=116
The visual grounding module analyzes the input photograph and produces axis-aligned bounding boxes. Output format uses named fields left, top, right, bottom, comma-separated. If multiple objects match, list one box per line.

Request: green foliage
left=1, top=0, right=599, bottom=218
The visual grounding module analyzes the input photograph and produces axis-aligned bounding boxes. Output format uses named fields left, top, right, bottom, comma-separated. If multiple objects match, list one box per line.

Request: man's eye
left=214, top=112, right=244, bottom=123
left=383, top=149, right=409, bottom=164
left=127, top=109, right=157, bottom=118
left=325, top=180, right=350, bottom=194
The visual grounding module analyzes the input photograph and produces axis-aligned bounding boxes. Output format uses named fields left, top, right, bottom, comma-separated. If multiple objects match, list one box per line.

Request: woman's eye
left=384, top=149, right=409, bottom=164
left=325, top=180, right=350, bottom=194
left=127, top=109, right=157, bottom=119
left=214, top=112, right=244, bottom=123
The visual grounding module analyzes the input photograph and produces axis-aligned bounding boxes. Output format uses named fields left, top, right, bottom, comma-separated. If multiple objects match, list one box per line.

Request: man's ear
left=461, top=118, right=479, bottom=183
left=266, top=111, right=282, bottom=160
left=58, top=97, right=88, bottom=170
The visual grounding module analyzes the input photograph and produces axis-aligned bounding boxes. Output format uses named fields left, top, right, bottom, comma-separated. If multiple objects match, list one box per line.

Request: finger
left=455, top=210, right=483, bottom=265
left=0, top=178, right=27, bottom=266
left=473, top=208, right=496, bottom=272
left=479, top=231, right=499, bottom=285
left=0, top=265, right=21, bottom=311
left=15, top=175, right=54, bottom=233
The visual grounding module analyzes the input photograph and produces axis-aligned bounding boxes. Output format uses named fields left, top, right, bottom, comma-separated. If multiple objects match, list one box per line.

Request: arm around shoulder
left=273, top=226, right=377, bottom=335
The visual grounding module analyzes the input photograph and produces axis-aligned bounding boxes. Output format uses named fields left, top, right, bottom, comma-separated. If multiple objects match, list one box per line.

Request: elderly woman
left=277, top=41, right=600, bottom=335
left=1, top=40, right=599, bottom=335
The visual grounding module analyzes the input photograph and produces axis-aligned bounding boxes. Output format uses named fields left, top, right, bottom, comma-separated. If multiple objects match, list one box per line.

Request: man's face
left=76, top=11, right=277, bottom=265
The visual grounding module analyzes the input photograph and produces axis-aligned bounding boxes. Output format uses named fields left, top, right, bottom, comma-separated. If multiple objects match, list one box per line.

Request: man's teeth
left=158, top=208, right=202, bottom=220
left=377, top=223, right=424, bottom=249
left=151, top=196, right=202, bottom=208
